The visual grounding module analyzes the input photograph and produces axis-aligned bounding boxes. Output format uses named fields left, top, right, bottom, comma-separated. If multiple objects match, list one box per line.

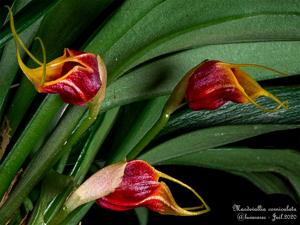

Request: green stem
left=48, top=208, right=70, bottom=225
left=45, top=185, right=75, bottom=225
left=126, top=109, right=171, bottom=160
left=45, top=107, right=119, bottom=225
left=55, top=150, right=73, bottom=174
left=70, top=107, right=120, bottom=184
left=60, top=203, right=93, bottom=225
left=126, top=67, right=191, bottom=159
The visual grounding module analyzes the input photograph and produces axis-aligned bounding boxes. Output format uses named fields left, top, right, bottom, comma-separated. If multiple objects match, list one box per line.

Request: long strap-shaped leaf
left=139, top=124, right=300, bottom=164
left=86, top=0, right=300, bottom=81
left=142, top=147, right=300, bottom=202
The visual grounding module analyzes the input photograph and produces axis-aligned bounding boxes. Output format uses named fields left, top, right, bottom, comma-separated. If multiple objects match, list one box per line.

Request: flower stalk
left=127, top=60, right=288, bottom=159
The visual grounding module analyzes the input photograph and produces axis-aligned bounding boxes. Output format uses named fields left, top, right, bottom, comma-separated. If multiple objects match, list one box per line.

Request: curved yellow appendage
left=229, top=63, right=288, bottom=76
left=6, top=5, right=48, bottom=87
left=183, top=206, right=205, bottom=210
left=156, top=170, right=210, bottom=216
left=6, top=6, right=43, bottom=66
left=34, top=37, right=47, bottom=85
left=223, top=63, right=288, bottom=113
left=241, top=90, right=288, bottom=113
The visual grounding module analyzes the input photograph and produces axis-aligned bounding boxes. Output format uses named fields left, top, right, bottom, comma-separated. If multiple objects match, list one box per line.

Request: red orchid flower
left=19, top=48, right=104, bottom=105
left=124, top=60, right=289, bottom=160
left=7, top=7, right=106, bottom=106
left=185, top=60, right=288, bottom=111
left=65, top=160, right=209, bottom=216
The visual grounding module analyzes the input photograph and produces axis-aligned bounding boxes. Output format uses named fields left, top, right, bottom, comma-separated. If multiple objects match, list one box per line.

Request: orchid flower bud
left=185, top=60, right=288, bottom=111
left=65, top=160, right=209, bottom=216
left=7, top=6, right=106, bottom=106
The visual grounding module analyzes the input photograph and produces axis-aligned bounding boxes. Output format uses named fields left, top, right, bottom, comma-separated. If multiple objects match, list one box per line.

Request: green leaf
left=105, top=86, right=300, bottom=162
left=0, top=95, right=64, bottom=198
left=105, top=103, right=146, bottom=154
left=142, top=147, right=300, bottom=202
left=30, top=0, right=113, bottom=59
left=102, top=41, right=300, bottom=111
left=1, top=0, right=38, bottom=29
left=87, top=0, right=300, bottom=81
left=106, top=96, right=168, bottom=163
left=139, top=124, right=300, bottom=164
left=233, top=172, right=297, bottom=200
left=0, top=0, right=59, bottom=48
left=11, top=0, right=33, bottom=13
left=0, top=106, right=85, bottom=224
left=163, top=87, right=300, bottom=136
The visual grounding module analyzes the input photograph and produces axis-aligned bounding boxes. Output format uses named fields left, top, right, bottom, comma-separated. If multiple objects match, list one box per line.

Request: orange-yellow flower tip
left=185, top=60, right=288, bottom=112
left=96, top=160, right=209, bottom=216
left=7, top=6, right=106, bottom=105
